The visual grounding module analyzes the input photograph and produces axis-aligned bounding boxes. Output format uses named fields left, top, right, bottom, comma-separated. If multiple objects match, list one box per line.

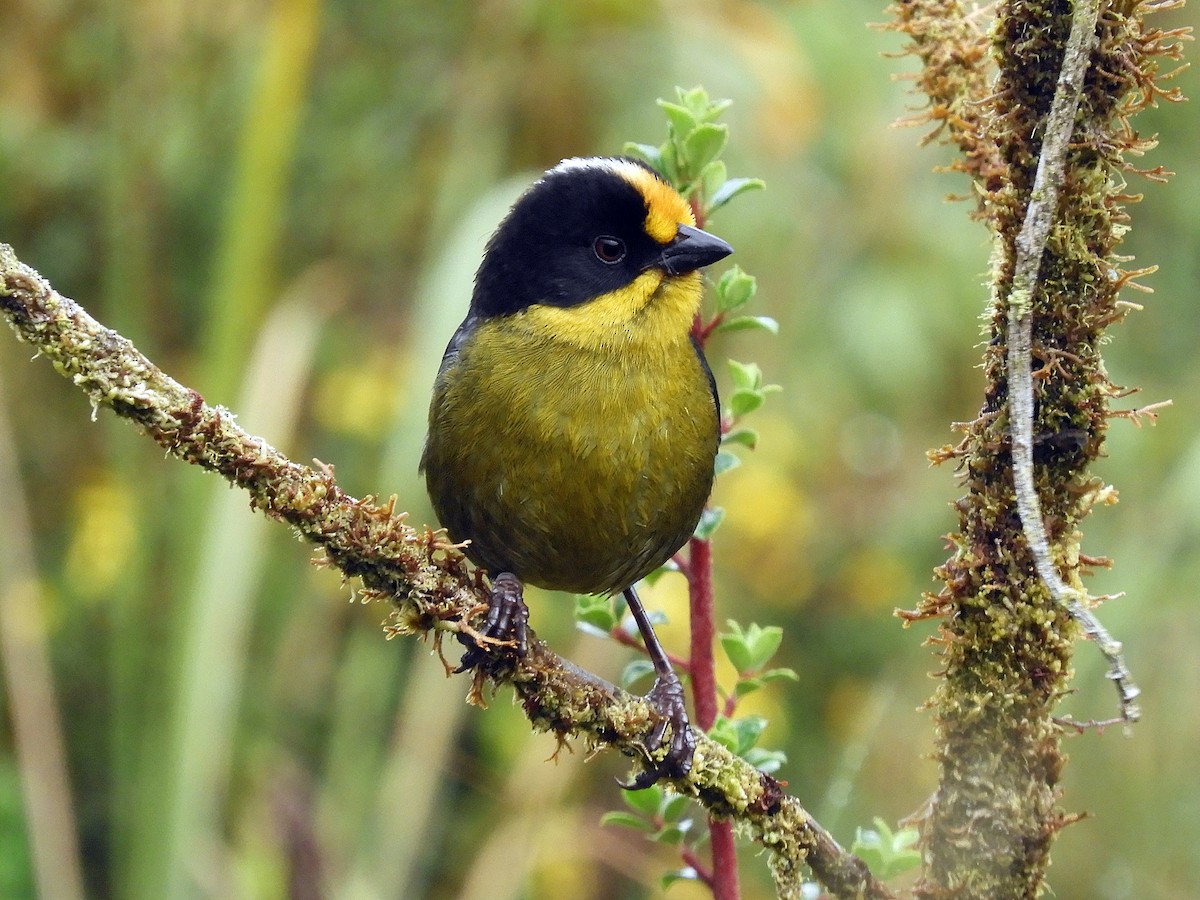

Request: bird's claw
left=618, top=672, right=696, bottom=790
left=456, top=572, right=529, bottom=672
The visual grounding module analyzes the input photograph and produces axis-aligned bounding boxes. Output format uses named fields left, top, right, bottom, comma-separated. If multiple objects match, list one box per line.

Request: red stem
left=688, top=196, right=740, bottom=899
left=696, top=311, right=726, bottom=344
left=710, top=821, right=740, bottom=900
left=681, top=846, right=714, bottom=888
left=687, top=534, right=740, bottom=900
left=687, top=536, right=718, bottom=731
left=722, top=691, right=738, bottom=719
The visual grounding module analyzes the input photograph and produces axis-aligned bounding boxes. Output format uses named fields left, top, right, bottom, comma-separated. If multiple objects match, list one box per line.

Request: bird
left=421, top=156, right=732, bottom=785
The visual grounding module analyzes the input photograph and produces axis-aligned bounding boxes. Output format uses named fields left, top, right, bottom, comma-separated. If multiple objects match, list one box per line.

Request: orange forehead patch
left=611, top=161, right=695, bottom=244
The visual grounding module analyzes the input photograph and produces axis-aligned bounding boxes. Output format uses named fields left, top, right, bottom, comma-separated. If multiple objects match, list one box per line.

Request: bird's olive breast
left=422, top=318, right=718, bottom=595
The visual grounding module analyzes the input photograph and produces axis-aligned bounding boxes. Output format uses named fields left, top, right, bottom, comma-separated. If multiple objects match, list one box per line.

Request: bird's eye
left=593, top=235, right=626, bottom=264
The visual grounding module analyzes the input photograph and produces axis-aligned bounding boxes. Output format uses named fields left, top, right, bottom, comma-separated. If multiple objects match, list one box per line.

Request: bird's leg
left=455, top=572, right=530, bottom=672
left=619, top=585, right=696, bottom=789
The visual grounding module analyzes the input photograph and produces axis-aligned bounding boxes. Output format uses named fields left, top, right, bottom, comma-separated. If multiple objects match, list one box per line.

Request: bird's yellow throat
left=498, top=269, right=703, bottom=354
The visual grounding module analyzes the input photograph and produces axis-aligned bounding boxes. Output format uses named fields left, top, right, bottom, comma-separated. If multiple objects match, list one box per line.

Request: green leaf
left=715, top=315, right=779, bottom=335
left=733, top=670, right=799, bottom=698
left=623, top=785, right=664, bottom=816
left=732, top=621, right=784, bottom=671
left=726, top=358, right=762, bottom=390
left=677, top=85, right=708, bottom=117
left=675, top=85, right=732, bottom=122
left=651, top=822, right=689, bottom=846
left=619, top=608, right=667, bottom=642
left=729, top=388, right=765, bottom=419
left=700, top=98, right=734, bottom=122
left=729, top=715, right=768, bottom=754
left=714, top=449, right=741, bottom=477
left=682, top=123, right=728, bottom=176
left=692, top=505, right=724, bottom=540
left=723, top=622, right=789, bottom=678
left=661, top=868, right=700, bottom=890
left=643, top=608, right=669, bottom=627
left=661, top=793, right=693, bottom=822
left=709, top=177, right=765, bottom=214
left=622, top=142, right=664, bottom=172
left=725, top=361, right=781, bottom=421
left=600, top=811, right=655, bottom=832
left=720, top=628, right=754, bottom=674
left=744, top=747, right=787, bottom=773
left=722, top=426, right=759, bottom=449
left=734, top=676, right=765, bottom=697
left=642, top=557, right=679, bottom=586
left=700, top=159, right=727, bottom=205
left=620, top=658, right=656, bottom=690
left=706, top=716, right=739, bottom=752
left=710, top=712, right=788, bottom=769
left=851, top=818, right=922, bottom=881
left=658, top=100, right=698, bottom=138
left=659, top=141, right=680, bottom=185
left=709, top=714, right=769, bottom=757
left=715, top=266, right=756, bottom=313
left=574, top=594, right=617, bottom=633
left=747, top=624, right=784, bottom=670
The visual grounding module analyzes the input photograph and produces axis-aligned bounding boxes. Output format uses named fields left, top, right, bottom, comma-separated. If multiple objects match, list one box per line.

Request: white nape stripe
left=545, top=156, right=646, bottom=183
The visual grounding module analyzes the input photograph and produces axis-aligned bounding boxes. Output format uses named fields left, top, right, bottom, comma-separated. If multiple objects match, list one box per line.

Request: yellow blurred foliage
left=314, top=350, right=402, bottom=438
left=823, top=675, right=876, bottom=743
left=63, top=476, right=138, bottom=603
left=834, top=546, right=913, bottom=614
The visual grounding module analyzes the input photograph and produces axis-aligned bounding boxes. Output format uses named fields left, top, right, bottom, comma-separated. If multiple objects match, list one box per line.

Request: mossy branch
left=888, top=0, right=1187, bottom=897
left=0, top=244, right=893, bottom=900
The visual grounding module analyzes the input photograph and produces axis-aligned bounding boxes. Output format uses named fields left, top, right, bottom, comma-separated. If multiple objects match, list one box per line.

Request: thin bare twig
left=1005, top=0, right=1141, bottom=723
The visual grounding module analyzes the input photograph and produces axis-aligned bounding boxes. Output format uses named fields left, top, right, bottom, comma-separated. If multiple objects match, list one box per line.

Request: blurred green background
left=1, top=1, right=1197, bottom=898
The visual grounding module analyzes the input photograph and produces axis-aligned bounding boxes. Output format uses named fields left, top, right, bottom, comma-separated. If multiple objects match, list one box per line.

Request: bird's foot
left=619, top=671, right=697, bottom=790
left=456, top=572, right=529, bottom=672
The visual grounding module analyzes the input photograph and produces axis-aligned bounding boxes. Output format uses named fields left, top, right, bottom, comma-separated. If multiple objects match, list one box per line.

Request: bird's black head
left=470, top=157, right=731, bottom=318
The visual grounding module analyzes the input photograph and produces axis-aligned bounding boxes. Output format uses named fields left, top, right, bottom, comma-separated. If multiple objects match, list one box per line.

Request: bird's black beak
left=657, top=224, right=733, bottom=276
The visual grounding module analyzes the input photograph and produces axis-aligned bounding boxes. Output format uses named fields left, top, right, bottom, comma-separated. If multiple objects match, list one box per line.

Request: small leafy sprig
left=720, top=620, right=797, bottom=712
left=717, top=359, right=782, bottom=475
left=602, top=786, right=711, bottom=890
left=850, top=818, right=921, bottom=882
left=703, top=265, right=778, bottom=343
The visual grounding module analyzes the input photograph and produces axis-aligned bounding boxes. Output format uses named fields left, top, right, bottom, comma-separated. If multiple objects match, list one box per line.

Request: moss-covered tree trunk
left=891, top=1, right=1185, bottom=896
